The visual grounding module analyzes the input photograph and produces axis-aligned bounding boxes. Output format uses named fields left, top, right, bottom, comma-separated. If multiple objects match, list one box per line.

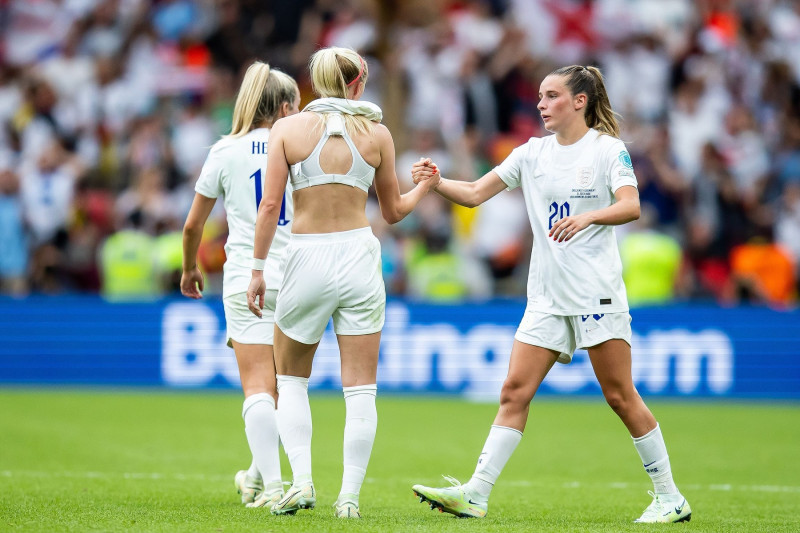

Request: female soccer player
left=246, top=47, right=439, bottom=518
left=409, top=65, right=691, bottom=524
left=181, top=62, right=300, bottom=508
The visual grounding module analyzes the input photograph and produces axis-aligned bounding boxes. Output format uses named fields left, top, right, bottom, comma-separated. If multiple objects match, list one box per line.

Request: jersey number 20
left=250, top=169, right=290, bottom=226
left=548, top=201, right=570, bottom=230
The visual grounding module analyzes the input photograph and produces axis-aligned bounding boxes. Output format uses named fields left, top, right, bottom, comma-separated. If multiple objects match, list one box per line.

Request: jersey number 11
left=250, top=169, right=290, bottom=226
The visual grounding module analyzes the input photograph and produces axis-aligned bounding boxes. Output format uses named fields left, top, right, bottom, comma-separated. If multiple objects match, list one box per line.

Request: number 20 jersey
left=195, top=128, right=293, bottom=297
left=493, top=129, right=638, bottom=315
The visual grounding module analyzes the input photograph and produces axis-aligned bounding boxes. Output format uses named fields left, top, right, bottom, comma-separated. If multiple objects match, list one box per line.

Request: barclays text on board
left=162, top=302, right=736, bottom=398
left=1, top=297, right=798, bottom=398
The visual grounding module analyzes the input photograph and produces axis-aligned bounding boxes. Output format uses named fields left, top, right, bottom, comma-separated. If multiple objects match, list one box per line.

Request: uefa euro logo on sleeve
left=618, top=150, right=633, bottom=169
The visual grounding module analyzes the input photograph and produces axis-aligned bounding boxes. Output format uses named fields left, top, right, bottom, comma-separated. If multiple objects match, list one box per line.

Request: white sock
left=276, top=375, right=313, bottom=485
left=632, top=423, right=679, bottom=496
left=246, top=459, right=260, bottom=482
left=242, top=393, right=282, bottom=493
left=465, top=425, right=523, bottom=501
left=339, top=384, right=378, bottom=504
left=245, top=456, right=261, bottom=480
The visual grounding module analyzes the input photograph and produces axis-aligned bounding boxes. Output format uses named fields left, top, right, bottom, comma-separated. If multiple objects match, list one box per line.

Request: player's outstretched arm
left=412, top=159, right=506, bottom=208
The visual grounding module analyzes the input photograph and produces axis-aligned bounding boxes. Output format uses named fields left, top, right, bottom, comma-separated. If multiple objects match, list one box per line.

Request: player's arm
left=550, top=185, right=640, bottom=242
left=411, top=160, right=507, bottom=208
left=372, top=125, right=439, bottom=224
left=181, top=193, right=216, bottom=298
left=248, top=121, right=290, bottom=316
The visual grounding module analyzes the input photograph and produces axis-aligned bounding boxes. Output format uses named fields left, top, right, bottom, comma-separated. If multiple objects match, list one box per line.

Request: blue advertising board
left=0, top=297, right=798, bottom=399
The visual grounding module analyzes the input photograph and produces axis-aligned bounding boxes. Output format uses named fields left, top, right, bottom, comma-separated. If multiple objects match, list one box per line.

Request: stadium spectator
left=730, top=239, right=797, bottom=307
left=717, top=104, right=771, bottom=204
left=153, top=225, right=183, bottom=293
left=410, top=65, right=690, bottom=523
left=620, top=211, right=683, bottom=307
left=0, top=167, right=27, bottom=295
left=170, top=95, right=216, bottom=181
left=99, top=212, right=159, bottom=300
left=246, top=47, right=439, bottom=518
left=19, top=140, right=86, bottom=284
left=682, top=213, right=735, bottom=302
left=776, top=182, right=800, bottom=283
left=405, top=221, right=471, bottom=302
left=180, top=62, right=301, bottom=508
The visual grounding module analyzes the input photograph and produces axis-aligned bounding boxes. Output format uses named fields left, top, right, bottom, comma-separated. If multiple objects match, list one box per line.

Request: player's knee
left=500, top=378, right=534, bottom=409
left=602, top=389, right=630, bottom=414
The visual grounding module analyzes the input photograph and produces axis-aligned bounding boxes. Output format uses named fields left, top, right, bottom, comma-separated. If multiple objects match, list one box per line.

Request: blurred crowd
left=0, top=0, right=798, bottom=307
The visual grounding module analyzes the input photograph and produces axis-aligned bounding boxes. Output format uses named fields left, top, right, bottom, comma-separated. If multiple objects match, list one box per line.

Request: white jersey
left=195, top=128, right=293, bottom=298
left=493, top=128, right=638, bottom=315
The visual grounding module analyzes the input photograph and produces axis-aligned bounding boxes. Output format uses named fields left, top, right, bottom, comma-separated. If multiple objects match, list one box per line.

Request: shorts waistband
left=290, top=226, right=374, bottom=245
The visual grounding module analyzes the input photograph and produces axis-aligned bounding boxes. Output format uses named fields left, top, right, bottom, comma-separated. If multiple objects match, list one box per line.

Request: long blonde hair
left=308, top=47, right=373, bottom=137
left=226, top=61, right=298, bottom=138
left=551, top=65, right=620, bottom=138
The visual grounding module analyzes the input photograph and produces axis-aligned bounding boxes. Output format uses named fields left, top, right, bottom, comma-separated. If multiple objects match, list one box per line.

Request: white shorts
left=514, top=306, right=632, bottom=364
left=275, top=227, right=385, bottom=344
left=223, top=290, right=278, bottom=346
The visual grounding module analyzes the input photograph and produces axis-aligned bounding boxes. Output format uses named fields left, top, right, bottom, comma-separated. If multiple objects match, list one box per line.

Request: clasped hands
left=411, top=158, right=440, bottom=188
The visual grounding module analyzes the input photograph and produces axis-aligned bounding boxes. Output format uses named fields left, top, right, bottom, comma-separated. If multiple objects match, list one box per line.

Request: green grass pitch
left=1, top=390, right=798, bottom=532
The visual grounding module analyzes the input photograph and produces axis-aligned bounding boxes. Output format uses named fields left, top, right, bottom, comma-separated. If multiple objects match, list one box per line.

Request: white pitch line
left=0, top=470, right=230, bottom=482
left=3, top=471, right=800, bottom=494
left=506, top=480, right=800, bottom=493
left=403, top=477, right=800, bottom=494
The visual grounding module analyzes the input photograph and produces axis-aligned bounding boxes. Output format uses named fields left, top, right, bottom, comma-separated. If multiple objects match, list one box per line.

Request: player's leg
left=269, top=236, right=341, bottom=514
left=585, top=319, right=690, bottom=523
left=334, top=331, right=381, bottom=518
left=325, top=228, right=385, bottom=518
left=269, top=326, right=319, bottom=515
left=493, top=340, right=560, bottom=431
left=413, top=339, right=560, bottom=518
left=587, top=338, right=655, bottom=435
left=224, top=292, right=282, bottom=505
left=230, top=340, right=285, bottom=508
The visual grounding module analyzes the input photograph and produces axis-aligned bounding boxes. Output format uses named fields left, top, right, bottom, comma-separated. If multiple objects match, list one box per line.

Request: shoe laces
left=442, top=474, right=477, bottom=501
left=639, top=491, right=664, bottom=519
left=442, top=475, right=463, bottom=487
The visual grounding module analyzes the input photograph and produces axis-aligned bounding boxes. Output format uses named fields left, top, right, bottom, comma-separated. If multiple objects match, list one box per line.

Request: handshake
left=412, top=157, right=442, bottom=189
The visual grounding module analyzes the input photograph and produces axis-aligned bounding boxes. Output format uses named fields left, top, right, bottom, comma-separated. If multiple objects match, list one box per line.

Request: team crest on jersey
left=576, top=167, right=594, bottom=188
left=618, top=150, right=633, bottom=168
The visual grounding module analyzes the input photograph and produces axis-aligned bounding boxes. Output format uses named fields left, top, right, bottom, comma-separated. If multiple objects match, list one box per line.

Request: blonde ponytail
left=226, top=61, right=298, bottom=138
left=551, top=65, right=621, bottom=138
left=308, top=47, right=373, bottom=137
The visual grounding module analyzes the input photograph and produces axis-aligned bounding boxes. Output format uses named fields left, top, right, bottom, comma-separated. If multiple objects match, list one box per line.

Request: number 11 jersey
left=195, top=128, right=293, bottom=297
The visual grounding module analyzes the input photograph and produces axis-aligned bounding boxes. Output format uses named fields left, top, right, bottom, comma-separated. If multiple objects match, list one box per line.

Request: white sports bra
left=290, top=114, right=376, bottom=193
